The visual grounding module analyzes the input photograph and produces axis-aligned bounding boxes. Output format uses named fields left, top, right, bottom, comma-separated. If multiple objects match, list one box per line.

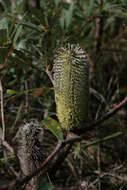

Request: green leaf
left=29, top=8, right=45, bottom=25
left=54, top=0, right=61, bottom=6
left=19, top=21, right=42, bottom=33
left=88, top=0, right=95, bottom=16
left=65, top=3, right=74, bottom=28
left=82, top=0, right=95, bottom=17
left=82, top=1, right=89, bottom=16
left=12, top=102, right=23, bottom=129
left=0, top=0, right=11, bottom=11
left=0, top=128, right=2, bottom=139
left=0, top=18, right=8, bottom=30
left=59, top=16, right=65, bottom=30
left=13, top=25, right=23, bottom=46
left=15, top=0, right=27, bottom=14
left=0, top=18, right=8, bottom=44
left=43, top=116, right=63, bottom=141
left=7, top=89, right=17, bottom=95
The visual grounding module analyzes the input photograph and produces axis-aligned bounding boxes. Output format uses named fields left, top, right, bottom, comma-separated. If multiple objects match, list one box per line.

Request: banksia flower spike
left=18, top=119, right=44, bottom=190
left=53, top=44, right=89, bottom=130
left=17, top=119, right=57, bottom=189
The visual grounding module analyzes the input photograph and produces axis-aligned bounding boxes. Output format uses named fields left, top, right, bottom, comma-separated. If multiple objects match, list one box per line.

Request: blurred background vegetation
left=0, top=0, right=127, bottom=189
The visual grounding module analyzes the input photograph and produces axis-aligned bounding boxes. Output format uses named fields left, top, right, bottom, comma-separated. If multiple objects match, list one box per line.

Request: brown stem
left=0, top=80, right=5, bottom=141
left=49, top=143, right=73, bottom=180
left=72, top=96, right=127, bottom=135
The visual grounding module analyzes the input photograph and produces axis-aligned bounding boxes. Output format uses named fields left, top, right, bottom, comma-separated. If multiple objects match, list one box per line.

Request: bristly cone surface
left=54, top=44, right=89, bottom=130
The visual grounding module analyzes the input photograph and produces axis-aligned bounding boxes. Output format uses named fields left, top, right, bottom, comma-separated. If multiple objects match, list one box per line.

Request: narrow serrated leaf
left=59, top=16, right=65, bottom=30
left=13, top=25, right=22, bottom=45
left=0, top=17, right=8, bottom=30
left=43, top=116, right=63, bottom=141
left=88, top=0, right=95, bottom=16
left=7, top=89, right=17, bottom=95
left=0, top=128, right=2, bottom=139
left=54, top=0, right=61, bottom=6
left=65, top=3, right=74, bottom=28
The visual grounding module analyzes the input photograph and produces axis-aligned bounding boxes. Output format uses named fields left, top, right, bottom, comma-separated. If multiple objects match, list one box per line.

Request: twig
left=24, top=79, right=29, bottom=114
left=0, top=80, right=5, bottom=141
left=66, top=158, right=79, bottom=182
left=46, top=63, right=54, bottom=86
left=64, top=131, right=122, bottom=147
left=94, top=171, right=127, bottom=183
left=95, top=0, right=104, bottom=52
left=89, top=96, right=127, bottom=127
left=72, top=96, right=127, bottom=135
left=0, top=80, right=15, bottom=180
left=90, top=88, right=106, bottom=105
left=2, top=141, right=14, bottom=154
left=97, top=144, right=101, bottom=190
left=0, top=80, right=14, bottom=154
left=49, top=143, right=73, bottom=180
